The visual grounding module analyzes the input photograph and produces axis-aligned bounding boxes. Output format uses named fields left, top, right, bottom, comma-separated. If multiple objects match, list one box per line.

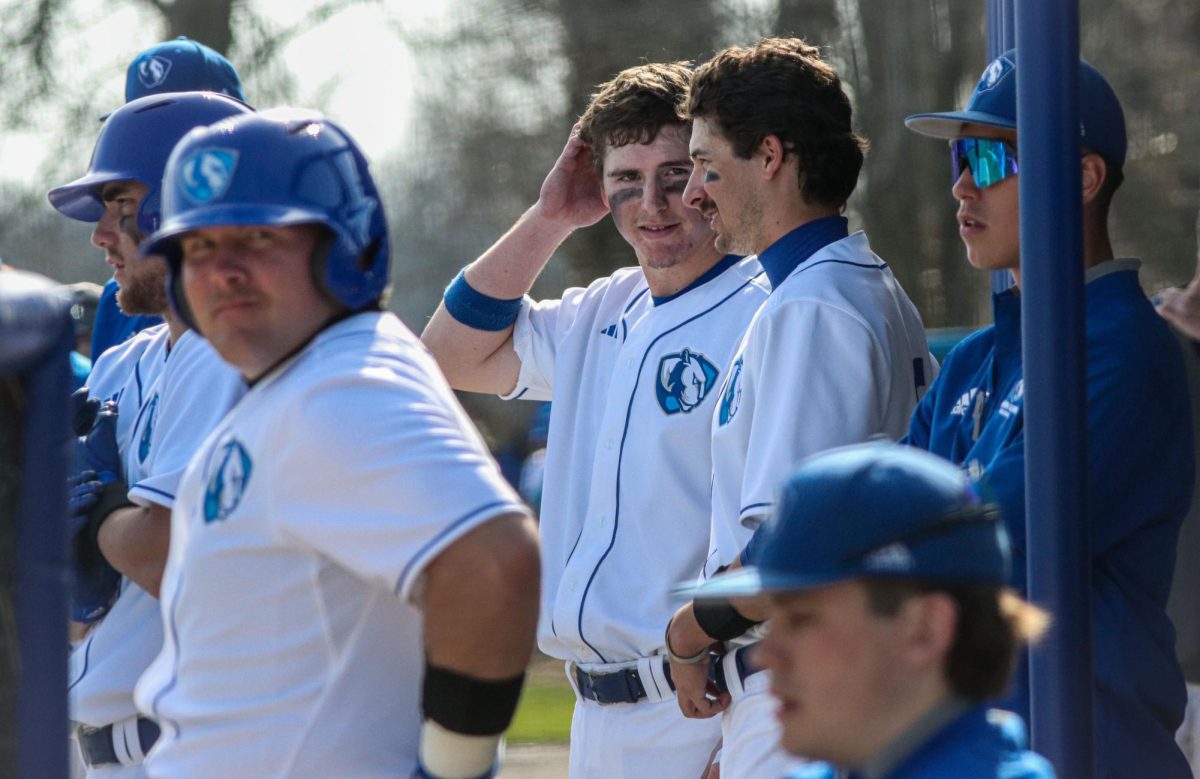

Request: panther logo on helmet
left=137, top=55, right=173, bottom=89
left=180, top=148, right=239, bottom=205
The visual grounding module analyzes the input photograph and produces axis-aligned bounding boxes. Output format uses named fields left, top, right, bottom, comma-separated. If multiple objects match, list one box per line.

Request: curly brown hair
left=578, top=62, right=693, bottom=171
left=682, top=38, right=867, bottom=210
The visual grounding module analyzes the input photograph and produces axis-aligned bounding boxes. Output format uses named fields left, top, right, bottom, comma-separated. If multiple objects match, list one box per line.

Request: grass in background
left=507, top=655, right=574, bottom=744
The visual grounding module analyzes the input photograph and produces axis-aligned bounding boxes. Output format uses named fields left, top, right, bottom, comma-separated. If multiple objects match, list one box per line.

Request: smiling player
left=422, top=63, right=768, bottom=779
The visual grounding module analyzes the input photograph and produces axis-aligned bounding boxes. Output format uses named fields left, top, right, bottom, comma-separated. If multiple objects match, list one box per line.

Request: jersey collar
left=758, top=216, right=850, bottom=290
left=651, top=253, right=743, bottom=306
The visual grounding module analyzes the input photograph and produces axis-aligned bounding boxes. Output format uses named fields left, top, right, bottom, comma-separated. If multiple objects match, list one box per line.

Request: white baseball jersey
left=83, top=324, right=167, bottom=449
left=70, top=327, right=244, bottom=735
left=505, top=256, right=768, bottom=663
left=708, top=231, right=936, bottom=574
left=134, top=312, right=527, bottom=779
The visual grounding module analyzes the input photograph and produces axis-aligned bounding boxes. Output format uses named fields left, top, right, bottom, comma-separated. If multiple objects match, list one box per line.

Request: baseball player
left=131, top=109, right=539, bottom=779
left=903, top=51, right=1194, bottom=777
left=49, top=91, right=252, bottom=777
left=90, top=37, right=247, bottom=362
left=688, top=442, right=1055, bottom=779
left=420, top=63, right=768, bottom=778
left=662, top=39, right=936, bottom=778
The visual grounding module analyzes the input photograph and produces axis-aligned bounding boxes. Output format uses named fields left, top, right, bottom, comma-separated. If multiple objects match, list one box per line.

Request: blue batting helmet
left=49, top=92, right=253, bottom=235
left=683, top=443, right=1011, bottom=600
left=143, top=108, right=390, bottom=317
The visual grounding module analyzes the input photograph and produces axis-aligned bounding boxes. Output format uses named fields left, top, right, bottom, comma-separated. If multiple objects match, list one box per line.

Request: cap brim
left=143, top=203, right=332, bottom=257
left=904, top=110, right=1017, bottom=140
left=672, top=566, right=848, bottom=601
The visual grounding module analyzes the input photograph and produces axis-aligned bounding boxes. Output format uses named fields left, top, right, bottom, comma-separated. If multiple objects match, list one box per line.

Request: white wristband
left=418, top=720, right=502, bottom=779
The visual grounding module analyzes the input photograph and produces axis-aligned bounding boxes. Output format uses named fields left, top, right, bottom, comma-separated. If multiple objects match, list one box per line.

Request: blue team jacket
left=904, top=260, right=1194, bottom=778
left=789, top=708, right=1053, bottom=779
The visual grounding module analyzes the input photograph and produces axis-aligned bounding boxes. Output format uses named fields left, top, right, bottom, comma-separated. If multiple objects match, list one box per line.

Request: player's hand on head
left=535, top=124, right=609, bottom=229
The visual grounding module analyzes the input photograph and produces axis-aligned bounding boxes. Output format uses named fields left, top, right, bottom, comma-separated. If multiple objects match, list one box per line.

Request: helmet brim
left=47, top=170, right=134, bottom=222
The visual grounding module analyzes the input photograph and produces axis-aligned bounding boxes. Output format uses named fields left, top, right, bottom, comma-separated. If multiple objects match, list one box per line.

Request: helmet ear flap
left=137, top=189, right=161, bottom=235
left=162, top=247, right=198, bottom=331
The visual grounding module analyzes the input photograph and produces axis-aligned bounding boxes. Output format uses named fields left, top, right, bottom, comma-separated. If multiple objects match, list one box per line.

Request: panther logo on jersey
left=180, top=148, right=239, bottom=205
left=138, top=394, right=159, bottom=464
left=204, top=439, right=253, bottom=524
left=656, top=349, right=719, bottom=415
left=137, top=55, right=172, bottom=89
left=717, top=357, right=744, bottom=426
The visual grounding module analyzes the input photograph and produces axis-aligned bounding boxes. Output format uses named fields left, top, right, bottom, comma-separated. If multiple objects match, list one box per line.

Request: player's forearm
left=97, top=502, right=170, bottom=598
left=421, top=512, right=540, bottom=678
left=420, top=204, right=571, bottom=393
left=420, top=305, right=520, bottom=394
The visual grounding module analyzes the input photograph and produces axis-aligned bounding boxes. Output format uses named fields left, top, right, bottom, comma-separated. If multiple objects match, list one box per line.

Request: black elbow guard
left=421, top=662, right=525, bottom=736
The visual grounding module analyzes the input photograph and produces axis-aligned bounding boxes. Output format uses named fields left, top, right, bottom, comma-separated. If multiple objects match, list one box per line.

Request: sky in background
left=0, top=0, right=445, bottom=185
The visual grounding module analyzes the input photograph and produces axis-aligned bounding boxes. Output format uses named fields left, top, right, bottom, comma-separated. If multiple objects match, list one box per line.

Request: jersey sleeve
left=502, top=284, right=592, bottom=402
left=737, top=300, right=890, bottom=530
left=273, top=354, right=529, bottom=600
left=128, top=336, right=244, bottom=509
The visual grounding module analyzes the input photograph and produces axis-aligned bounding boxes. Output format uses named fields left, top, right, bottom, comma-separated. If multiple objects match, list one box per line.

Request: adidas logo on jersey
left=950, top=388, right=980, bottom=417
left=599, top=324, right=618, bottom=339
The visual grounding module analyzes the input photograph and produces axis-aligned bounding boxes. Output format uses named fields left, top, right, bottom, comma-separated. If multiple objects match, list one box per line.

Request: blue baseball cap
left=905, top=49, right=1126, bottom=169
left=125, top=37, right=245, bottom=103
left=683, top=443, right=1011, bottom=600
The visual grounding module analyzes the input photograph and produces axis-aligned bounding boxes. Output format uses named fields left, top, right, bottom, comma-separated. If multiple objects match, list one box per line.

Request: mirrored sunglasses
left=951, top=137, right=1019, bottom=189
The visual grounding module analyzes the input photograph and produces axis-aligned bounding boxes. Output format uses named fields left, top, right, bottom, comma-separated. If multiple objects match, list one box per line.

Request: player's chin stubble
left=117, top=269, right=169, bottom=316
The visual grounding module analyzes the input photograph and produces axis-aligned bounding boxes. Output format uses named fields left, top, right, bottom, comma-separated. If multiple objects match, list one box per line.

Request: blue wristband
left=443, top=270, right=523, bottom=332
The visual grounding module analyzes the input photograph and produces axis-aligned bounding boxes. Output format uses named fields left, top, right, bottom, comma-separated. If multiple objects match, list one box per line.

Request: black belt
left=713, top=644, right=760, bottom=695
left=77, top=717, right=160, bottom=768
left=574, top=646, right=761, bottom=705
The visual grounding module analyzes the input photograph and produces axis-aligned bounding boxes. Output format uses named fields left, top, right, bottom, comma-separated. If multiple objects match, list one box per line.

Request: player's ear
left=900, top=591, right=957, bottom=670
left=1080, top=152, right=1106, bottom=205
left=758, top=134, right=787, bottom=180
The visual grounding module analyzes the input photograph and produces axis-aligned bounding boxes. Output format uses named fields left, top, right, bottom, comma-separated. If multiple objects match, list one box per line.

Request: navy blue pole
left=987, top=0, right=1016, bottom=294
left=1014, top=1, right=1094, bottom=776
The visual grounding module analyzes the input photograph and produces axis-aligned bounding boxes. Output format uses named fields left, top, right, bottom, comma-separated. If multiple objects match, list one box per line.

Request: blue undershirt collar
left=758, top=216, right=850, bottom=289
left=651, top=253, right=742, bottom=306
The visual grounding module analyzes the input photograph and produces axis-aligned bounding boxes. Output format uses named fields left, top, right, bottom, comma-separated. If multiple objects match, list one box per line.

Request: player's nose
left=91, top=210, right=117, bottom=250
left=683, top=167, right=707, bottom=211
left=209, top=242, right=250, bottom=283
left=643, top=180, right=669, bottom=213
left=952, top=166, right=979, bottom=201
